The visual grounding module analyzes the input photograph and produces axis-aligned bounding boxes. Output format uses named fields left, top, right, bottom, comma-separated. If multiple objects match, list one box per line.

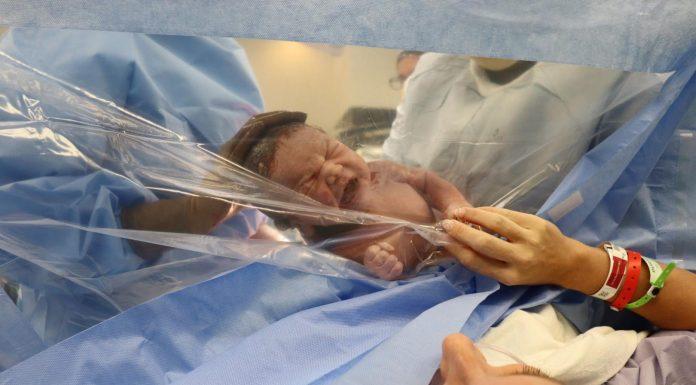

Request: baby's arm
left=407, top=168, right=471, bottom=216
left=369, top=160, right=470, bottom=217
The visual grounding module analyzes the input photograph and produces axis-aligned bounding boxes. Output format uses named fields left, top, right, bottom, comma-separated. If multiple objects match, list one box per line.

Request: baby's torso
left=306, top=168, right=437, bottom=273
left=355, top=178, right=435, bottom=224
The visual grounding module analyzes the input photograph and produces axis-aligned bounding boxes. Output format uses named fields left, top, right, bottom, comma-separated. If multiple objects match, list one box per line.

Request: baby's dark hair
left=247, top=127, right=361, bottom=238
left=243, top=122, right=347, bottom=236
left=234, top=121, right=309, bottom=230
left=222, top=111, right=361, bottom=238
left=241, top=122, right=307, bottom=178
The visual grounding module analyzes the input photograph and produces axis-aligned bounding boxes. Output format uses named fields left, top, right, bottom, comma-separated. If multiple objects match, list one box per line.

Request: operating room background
left=237, top=38, right=402, bottom=135
left=0, top=26, right=402, bottom=137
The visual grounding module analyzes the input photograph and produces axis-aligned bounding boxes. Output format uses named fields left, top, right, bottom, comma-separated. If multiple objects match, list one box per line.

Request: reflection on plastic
left=0, top=47, right=669, bottom=357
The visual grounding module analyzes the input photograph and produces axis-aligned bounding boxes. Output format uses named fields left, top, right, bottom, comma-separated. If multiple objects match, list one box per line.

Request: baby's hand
left=444, top=201, right=472, bottom=219
left=364, top=242, right=404, bottom=280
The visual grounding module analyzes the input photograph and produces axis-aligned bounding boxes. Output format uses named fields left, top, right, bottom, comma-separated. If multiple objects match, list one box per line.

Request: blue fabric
left=1, top=1, right=694, bottom=72
left=0, top=261, right=568, bottom=384
left=607, top=91, right=696, bottom=269
left=539, top=57, right=696, bottom=269
left=0, top=289, right=45, bottom=371
left=0, top=29, right=265, bottom=348
left=0, top=28, right=263, bottom=148
left=0, top=263, right=451, bottom=384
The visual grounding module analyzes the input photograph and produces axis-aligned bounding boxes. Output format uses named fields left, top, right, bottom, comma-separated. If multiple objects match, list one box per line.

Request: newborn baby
left=222, top=111, right=469, bottom=279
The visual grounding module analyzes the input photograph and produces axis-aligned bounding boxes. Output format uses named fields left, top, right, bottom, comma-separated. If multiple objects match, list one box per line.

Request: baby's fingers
left=378, top=242, right=395, bottom=252
left=365, top=253, right=403, bottom=280
left=380, top=254, right=398, bottom=271
left=387, top=261, right=404, bottom=278
left=451, top=208, right=526, bottom=241
left=374, top=250, right=392, bottom=265
left=366, top=244, right=381, bottom=257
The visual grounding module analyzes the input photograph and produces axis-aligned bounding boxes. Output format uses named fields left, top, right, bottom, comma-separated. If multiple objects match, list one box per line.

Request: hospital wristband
left=610, top=250, right=642, bottom=311
left=625, top=260, right=677, bottom=310
left=591, top=243, right=628, bottom=300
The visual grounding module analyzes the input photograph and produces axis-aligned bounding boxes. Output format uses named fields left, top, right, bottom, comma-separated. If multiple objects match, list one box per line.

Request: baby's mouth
left=339, top=178, right=359, bottom=208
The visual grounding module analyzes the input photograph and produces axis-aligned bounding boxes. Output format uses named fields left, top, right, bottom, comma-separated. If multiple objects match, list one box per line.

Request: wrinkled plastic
left=383, top=54, right=668, bottom=212
left=539, top=58, right=696, bottom=271
left=3, top=27, right=696, bottom=385
left=0, top=39, right=672, bottom=356
left=0, top=48, right=393, bottom=346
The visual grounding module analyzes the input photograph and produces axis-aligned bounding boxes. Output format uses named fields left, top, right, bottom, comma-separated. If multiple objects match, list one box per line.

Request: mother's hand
left=441, top=207, right=607, bottom=294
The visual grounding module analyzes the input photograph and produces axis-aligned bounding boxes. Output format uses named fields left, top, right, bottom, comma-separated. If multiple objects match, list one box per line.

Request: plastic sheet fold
left=0, top=40, right=669, bottom=341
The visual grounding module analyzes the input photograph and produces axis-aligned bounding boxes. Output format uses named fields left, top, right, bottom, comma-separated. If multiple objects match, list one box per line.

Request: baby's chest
left=359, top=181, right=435, bottom=224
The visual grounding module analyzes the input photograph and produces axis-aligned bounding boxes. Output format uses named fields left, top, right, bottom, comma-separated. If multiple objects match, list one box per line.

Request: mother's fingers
left=444, top=240, right=508, bottom=279
left=478, top=207, right=539, bottom=228
left=441, top=220, right=516, bottom=261
left=452, top=207, right=527, bottom=241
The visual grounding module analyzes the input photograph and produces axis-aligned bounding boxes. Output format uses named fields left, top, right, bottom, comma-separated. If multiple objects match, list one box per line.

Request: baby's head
left=223, top=111, right=371, bottom=209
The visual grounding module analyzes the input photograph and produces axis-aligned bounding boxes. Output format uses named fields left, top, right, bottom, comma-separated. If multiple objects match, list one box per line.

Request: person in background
left=383, top=54, right=666, bottom=212
left=389, top=50, right=424, bottom=95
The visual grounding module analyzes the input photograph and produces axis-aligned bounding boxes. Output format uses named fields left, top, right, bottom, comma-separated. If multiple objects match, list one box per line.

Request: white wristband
left=591, top=243, right=628, bottom=300
left=642, top=256, right=661, bottom=284
left=640, top=256, right=663, bottom=298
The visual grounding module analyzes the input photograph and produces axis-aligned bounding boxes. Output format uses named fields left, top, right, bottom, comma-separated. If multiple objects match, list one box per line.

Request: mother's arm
left=442, top=207, right=696, bottom=330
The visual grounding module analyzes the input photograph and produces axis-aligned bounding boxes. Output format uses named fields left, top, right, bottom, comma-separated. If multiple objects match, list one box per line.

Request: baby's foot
left=364, top=242, right=404, bottom=280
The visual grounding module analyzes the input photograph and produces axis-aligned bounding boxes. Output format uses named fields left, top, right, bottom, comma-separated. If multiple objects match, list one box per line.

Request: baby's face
left=269, top=126, right=371, bottom=208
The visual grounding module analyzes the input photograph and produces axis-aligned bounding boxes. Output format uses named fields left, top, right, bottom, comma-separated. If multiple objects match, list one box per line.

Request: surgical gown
left=383, top=53, right=666, bottom=211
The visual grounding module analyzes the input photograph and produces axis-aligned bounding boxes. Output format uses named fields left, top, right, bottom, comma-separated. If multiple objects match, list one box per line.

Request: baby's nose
left=325, top=164, right=344, bottom=185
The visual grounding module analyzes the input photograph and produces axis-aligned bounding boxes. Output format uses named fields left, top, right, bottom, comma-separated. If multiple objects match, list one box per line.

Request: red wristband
left=610, top=250, right=642, bottom=311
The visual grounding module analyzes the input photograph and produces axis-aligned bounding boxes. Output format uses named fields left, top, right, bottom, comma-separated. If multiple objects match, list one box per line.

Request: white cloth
left=479, top=305, right=647, bottom=385
left=383, top=54, right=665, bottom=210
